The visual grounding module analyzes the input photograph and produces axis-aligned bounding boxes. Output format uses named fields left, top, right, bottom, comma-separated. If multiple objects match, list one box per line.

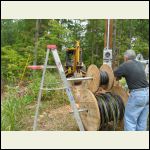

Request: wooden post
left=104, top=19, right=113, bottom=49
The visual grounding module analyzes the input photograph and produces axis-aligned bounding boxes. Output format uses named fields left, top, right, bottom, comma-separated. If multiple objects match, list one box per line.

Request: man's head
left=124, top=49, right=136, bottom=62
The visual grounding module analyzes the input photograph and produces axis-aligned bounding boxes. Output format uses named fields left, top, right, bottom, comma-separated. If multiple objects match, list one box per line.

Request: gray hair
left=124, top=49, right=136, bottom=60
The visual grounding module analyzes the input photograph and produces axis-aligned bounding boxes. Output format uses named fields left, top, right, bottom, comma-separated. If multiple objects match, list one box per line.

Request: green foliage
left=42, top=20, right=70, bottom=48
left=1, top=19, right=149, bottom=83
left=1, top=73, right=69, bottom=131
left=2, top=46, right=23, bottom=82
left=132, top=37, right=149, bottom=58
left=119, top=78, right=126, bottom=86
left=84, top=19, right=105, bottom=66
left=1, top=46, right=32, bottom=83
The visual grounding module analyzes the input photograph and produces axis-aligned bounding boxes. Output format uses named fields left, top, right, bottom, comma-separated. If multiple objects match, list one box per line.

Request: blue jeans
left=124, top=87, right=149, bottom=131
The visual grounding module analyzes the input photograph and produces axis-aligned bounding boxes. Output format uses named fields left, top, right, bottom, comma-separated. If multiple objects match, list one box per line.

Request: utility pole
left=112, top=20, right=118, bottom=70
left=104, top=19, right=113, bottom=49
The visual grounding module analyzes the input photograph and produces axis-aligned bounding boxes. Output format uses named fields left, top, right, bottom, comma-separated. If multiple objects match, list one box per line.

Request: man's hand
left=115, top=76, right=121, bottom=81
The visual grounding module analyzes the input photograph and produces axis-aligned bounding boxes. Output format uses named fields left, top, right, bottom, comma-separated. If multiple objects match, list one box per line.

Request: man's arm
left=114, top=63, right=126, bottom=80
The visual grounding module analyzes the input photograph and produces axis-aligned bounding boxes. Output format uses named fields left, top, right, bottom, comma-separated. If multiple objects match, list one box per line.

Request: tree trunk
left=96, top=43, right=98, bottom=56
left=129, top=19, right=132, bottom=49
left=109, top=19, right=113, bottom=49
left=95, top=20, right=99, bottom=56
left=112, top=19, right=117, bottom=70
left=33, top=19, right=40, bottom=66
left=113, top=20, right=117, bottom=52
left=118, top=20, right=123, bottom=64
left=91, top=20, right=94, bottom=64
left=91, top=34, right=94, bottom=64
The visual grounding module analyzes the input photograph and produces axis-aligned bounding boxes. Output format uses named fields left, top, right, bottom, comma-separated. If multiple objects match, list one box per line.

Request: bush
left=1, top=72, right=69, bottom=131
left=1, top=46, right=32, bottom=84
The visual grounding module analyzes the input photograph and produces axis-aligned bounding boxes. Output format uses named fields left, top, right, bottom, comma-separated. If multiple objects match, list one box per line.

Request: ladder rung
left=48, top=82, right=62, bottom=85
left=41, top=87, right=67, bottom=91
left=28, top=65, right=57, bottom=70
left=69, top=108, right=88, bottom=114
left=47, top=66, right=57, bottom=69
left=67, top=77, right=93, bottom=81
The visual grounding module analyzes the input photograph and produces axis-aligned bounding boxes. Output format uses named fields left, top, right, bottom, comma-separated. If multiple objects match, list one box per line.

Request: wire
left=95, top=92, right=125, bottom=130
left=95, top=95, right=105, bottom=130
left=100, top=71, right=109, bottom=85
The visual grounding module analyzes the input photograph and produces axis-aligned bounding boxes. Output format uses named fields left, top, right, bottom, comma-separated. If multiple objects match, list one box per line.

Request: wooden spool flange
left=100, top=64, right=114, bottom=91
left=86, top=64, right=100, bottom=93
left=110, top=85, right=129, bottom=106
left=78, top=89, right=100, bottom=131
left=110, top=84, right=129, bottom=129
left=72, top=84, right=83, bottom=103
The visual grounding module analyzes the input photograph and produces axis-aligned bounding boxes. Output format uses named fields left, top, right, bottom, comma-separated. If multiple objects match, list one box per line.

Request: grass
left=1, top=86, right=29, bottom=130
left=1, top=72, right=69, bottom=131
left=119, top=77, right=129, bottom=92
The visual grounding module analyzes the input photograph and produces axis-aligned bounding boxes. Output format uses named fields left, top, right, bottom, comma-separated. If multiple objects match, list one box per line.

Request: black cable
left=96, top=95, right=105, bottom=130
left=114, top=94, right=125, bottom=120
left=100, top=95, right=109, bottom=127
left=95, top=92, right=125, bottom=130
left=100, top=94, right=111, bottom=121
left=100, top=71, right=109, bottom=85
left=110, top=93, right=125, bottom=120
left=104, top=93, right=117, bottom=130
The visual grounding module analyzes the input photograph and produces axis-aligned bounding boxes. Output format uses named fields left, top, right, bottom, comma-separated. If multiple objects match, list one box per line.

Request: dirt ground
left=22, top=103, right=125, bottom=131
left=23, top=104, right=79, bottom=131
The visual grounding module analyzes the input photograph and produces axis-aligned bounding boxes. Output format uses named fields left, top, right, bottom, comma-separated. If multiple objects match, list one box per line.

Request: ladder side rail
left=33, top=49, right=50, bottom=131
left=50, top=48, right=85, bottom=131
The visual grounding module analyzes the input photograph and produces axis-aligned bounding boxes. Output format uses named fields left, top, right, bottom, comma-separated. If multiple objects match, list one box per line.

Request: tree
left=1, top=19, right=149, bottom=84
left=33, top=19, right=40, bottom=66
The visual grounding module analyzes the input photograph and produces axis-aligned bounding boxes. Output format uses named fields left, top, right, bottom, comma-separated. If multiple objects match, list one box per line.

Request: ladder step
left=47, top=66, right=57, bottom=69
left=69, top=108, right=88, bottom=114
left=67, top=77, right=93, bottom=81
left=28, top=65, right=57, bottom=70
left=48, top=82, right=62, bottom=85
left=41, top=87, right=67, bottom=91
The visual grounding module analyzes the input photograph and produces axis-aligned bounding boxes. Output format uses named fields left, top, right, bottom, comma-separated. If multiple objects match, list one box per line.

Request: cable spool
left=86, top=64, right=114, bottom=93
left=78, top=89, right=125, bottom=131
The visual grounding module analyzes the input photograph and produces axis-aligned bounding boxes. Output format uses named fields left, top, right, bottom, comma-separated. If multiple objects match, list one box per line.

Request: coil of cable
left=95, top=92, right=125, bottom=130
left=100, top=71, right=109, bottom=85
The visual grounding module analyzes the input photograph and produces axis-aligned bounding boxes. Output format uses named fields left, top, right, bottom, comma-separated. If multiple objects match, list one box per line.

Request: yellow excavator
left=64, top=41, right=86, bottom=78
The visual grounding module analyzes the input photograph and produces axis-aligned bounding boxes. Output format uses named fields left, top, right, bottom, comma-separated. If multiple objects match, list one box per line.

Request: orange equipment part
left=27, top=65, right=43, bottom=70
left=47, top=45, right=57, bottom=49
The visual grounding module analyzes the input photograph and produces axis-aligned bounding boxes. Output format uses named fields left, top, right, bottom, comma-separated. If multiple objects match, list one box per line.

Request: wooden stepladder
left=32, top=45, right=84, bottom=131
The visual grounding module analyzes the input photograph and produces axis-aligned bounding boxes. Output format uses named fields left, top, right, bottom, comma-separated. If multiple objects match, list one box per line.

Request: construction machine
left=64, top=41, right=86, bottom=78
